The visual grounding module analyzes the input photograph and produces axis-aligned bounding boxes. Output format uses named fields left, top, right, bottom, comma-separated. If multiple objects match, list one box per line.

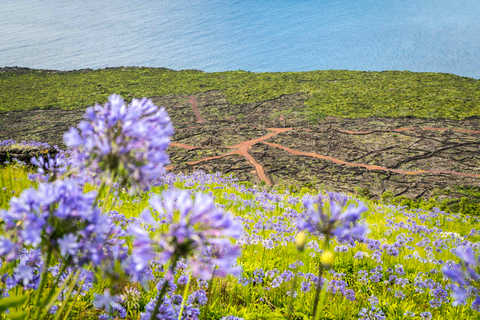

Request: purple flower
left=442, top=245, right=480, bottom=310
left=64, top=94, right=174, bottom=192
left=298, top=194, right=368, bottom=241
left=14, top=264, right=35, bottom=287
left=29, top=153, right=68, bottom=182
left=354, top=251, right=367, bottom=259
left=358, top=306, right=386, bottom=320
left=129, top=190, right=243, bottom=280
left=301, top=281, right=311, bottom=293
left=419, top=311, right=432, bottom=320
left=58, top=233, right=79, bottom=257
left=0, top=179, right=127, bottom=267
left=188, top=290, right=208, bottom=306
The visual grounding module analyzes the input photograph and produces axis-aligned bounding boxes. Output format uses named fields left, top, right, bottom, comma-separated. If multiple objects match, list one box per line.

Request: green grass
left=1, top=164, right=480, bottom=319
left=1, top=67, right=479, bottom=121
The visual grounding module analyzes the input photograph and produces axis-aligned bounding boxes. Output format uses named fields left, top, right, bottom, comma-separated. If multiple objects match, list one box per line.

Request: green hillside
left=1, top=67, right=479, bottom=120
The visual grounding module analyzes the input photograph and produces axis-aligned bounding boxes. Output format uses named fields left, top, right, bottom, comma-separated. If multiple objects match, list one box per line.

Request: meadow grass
left=1, top=162, right=479, bottom=319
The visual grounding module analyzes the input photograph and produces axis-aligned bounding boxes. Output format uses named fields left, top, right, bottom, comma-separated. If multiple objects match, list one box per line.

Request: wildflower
left=188, top=290, right=208, bottom=306
left=345, top=289, right=355, bottom=301
left=404, top=311, right=415, bottom=317
left=30, top=152, right=68, bottom=182
left=300, top=281, right=311, bottom=293
left=298, top=194, right=368, bottom=241
left=358, top=306, right=386, bottom=320
left=64, top=94, right=174, bottom=192
left=0, top=179, right=126, bottom=266
left=419, top=311, right=432, bottom=320
left=368, top=295, right=379, bottom=307
left=94, top=289, right=126, bottom=317
left=130, top=190, right=243, bottom=281
left=394, top=290, right=405, bottom=300
left=442, top=245, right=480, bottom=309
left=354, top=251, right=368, bottom=259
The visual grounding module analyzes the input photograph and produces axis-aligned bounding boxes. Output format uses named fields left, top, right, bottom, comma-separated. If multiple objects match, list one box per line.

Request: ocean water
left=1, top=0, right=480, bottom=78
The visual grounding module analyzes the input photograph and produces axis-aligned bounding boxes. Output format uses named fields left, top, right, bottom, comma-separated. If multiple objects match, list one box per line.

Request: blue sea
left=1, top=0, right=480, bottom=78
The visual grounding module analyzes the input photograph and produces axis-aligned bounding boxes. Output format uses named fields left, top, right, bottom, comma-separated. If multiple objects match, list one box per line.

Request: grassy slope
left=2, top=164, right=480, bottom=319
left=1, top=67, right=479, bottom=120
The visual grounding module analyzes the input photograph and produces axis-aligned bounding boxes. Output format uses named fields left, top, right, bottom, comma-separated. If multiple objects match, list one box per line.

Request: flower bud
left=320, top=250, right=334, bottom=268
left=295, top=232, right=307, bottom=252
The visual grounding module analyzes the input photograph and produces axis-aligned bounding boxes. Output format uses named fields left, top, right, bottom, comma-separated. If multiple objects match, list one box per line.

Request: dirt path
left=262, top=141, right=480, bottom=178
left=167, top=128, right=293, bottom=186
left=188, top=96, right=208, bottom=123
left=170, top=142, right=201, bottom=150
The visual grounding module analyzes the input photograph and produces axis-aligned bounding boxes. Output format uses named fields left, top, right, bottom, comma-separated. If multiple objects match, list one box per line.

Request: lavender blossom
left=0, top=179, right=127, bottom=266
left=298, top=193, right=368, bottom=241
left=442, top=245, right=480, bottom=310
left=29, top=152, right=68, bottom=182
left=64, top=94, right=173, bottom=192
left=128, top=190, right=243, bottom=281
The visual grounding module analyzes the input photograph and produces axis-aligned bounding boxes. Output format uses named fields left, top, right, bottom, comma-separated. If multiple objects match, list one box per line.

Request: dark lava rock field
left=1, top=91, right=480, bottom=201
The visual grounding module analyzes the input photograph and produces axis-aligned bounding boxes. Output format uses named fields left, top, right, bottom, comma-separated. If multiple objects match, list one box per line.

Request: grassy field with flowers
left=1, top=159, right=480, bottom=319
left=0, top=94, right=479, bottom=320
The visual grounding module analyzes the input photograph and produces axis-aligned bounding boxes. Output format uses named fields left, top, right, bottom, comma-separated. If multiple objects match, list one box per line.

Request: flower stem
left=177, top=272, right=192, bottom=320
left=36, top=258, right=71, bottom=319
left=311, top=263, right=324, bottom=320
left=53, top=271, right=81, bottom=320
left=102, top=171, right=116, bottom=213
left=33, top=247, right=53, bottom=319
left=149, top=255, right=179, bottom=320
left=288, top=251, right=302, bottom=320
left=203, top=268, right=217, bottom=320
left=312, top=236, right=329, bottom=320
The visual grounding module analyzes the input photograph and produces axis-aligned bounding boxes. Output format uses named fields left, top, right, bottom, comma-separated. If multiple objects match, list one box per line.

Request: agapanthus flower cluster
left=0, top=178, right=126, bottom=266
left=64, top=94, right=174, bottom=192
left=29, top=152, right=68, bottom=182
left=298, top=193, right=368, bottom=241
left=127, top=190, right=243, bottom=281
left=442, top=245, right=480, bottom=310
left=140, top=291, right=206, bottom=320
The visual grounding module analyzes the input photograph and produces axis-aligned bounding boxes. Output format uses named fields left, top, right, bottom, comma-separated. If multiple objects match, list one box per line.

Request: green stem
left=102, top=171, right=116, bottom=213
left=288, top=251, right=302, bottom=320
left=203, top=268, right=217, bottom=320
left=93, top=181, right=106, bottom=208
left=149, top=255, right=180, bottom=320
left=33, top=248, right=53, bottom=319
left=36, top=258, right=71, bottom=319
left=177, top=272, right=192, bottom=320
left=259, top=246, right=266, bottom=270
left=38, top=270, right=76, bottom=320
left=311, top=262, right=324, bottom=320
left=312, top=236, right=329, bottom=320
left=53, top=271, right=81, bottom=320
left=62, top=275, right=87, bottom=320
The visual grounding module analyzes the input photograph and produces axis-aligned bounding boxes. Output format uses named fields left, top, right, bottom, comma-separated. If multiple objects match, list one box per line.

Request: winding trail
left=170, top=142, right=201, bottom=150
left=188, top=96, right=208, bottom=123
left=167, top=128, right=293, bottom=186
left=262, top=141, right=480, bottom=178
